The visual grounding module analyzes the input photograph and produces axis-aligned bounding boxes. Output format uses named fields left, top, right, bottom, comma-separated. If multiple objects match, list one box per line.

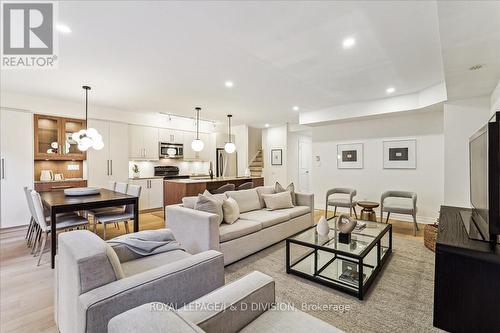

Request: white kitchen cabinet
left=159, top=128, right=184, bottom=144
left=128, top=125, right=159, bottom=160
left=88, top=120, right=129, bottom=188
left=0, top=109, right=34, bottom=228
left=182, top=131, right=197, bottom=160
left=129, top=178, right=163, bottom=210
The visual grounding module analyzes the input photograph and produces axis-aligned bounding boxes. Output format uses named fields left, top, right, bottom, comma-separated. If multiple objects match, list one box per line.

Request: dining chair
left=212, top=183, right=235, bottom=194
left=325, top=188, right=358, bottom=220
left=23, top=187, right=37, bottom=246
left=29, top=190, right=89, bottom=265
left=380, top=190, right=418, bottom=236
left=93, top=184, right=142, bottom=240
left=237, top=182, right=254, bottom=190
left=88, top=181, right=124, bottom=232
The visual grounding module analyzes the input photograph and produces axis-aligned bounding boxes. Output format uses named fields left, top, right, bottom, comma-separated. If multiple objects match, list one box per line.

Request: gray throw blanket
left=107, top=229, right=184, bottom=257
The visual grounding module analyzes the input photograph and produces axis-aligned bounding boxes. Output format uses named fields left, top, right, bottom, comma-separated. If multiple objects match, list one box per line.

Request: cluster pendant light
left=224, top=114, right=236, bottom=154
left=73, top=86, right=104, bottom=151
left=191, top=107, right=204, bottom=152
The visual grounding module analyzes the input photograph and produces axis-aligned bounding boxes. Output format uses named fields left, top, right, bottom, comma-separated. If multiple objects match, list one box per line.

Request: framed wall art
left=337, top=143, right=363, bottom=169
left=383, top=139, right=416, bottom=169
left=271, top=149, right=283, bottom=165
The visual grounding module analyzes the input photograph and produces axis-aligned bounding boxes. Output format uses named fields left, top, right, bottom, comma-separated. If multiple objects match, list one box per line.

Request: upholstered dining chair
left=325, top=188, right=358, bottom=220
left=380, top=190, right=418, bottom=236
left=237, top=182, right=254, bottom=190
left=87, top=180, right=123, bottom=231
left=29, top=190, right=89, bottom=265
left=93, top=184, right=142, bottom=240
left=212, top=183, right=235, bottom=194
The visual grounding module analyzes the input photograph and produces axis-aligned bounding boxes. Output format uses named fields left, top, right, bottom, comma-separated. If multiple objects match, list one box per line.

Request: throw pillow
left=203, top=190, right=226, bottom=204
left=261, top=191, right=294, bottom=210
left=274, top=182, right=296, bottom=206
left=182, top=196, right=198, bottom=209
left=194, top=193, right=223, bottom=225
left=222, top=197, right=240, bottom=224
left=256, top=186, right=275, bottom=208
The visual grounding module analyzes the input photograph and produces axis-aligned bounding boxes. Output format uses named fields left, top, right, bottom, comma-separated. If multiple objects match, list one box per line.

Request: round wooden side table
left=357, top=201, right=379, bottom=222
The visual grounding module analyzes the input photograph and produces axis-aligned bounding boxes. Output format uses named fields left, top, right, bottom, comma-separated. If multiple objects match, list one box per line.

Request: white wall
left=491, top=80, right=500, bottom=115
left=312, top=110, right=444, bottom=224
left=248, top=127, right=262, bottom=163
left=443, top=97, right=491, bottom=207
left=232, top=125, right=248, bottom=177
left=262, top=125, right=288, bottom=186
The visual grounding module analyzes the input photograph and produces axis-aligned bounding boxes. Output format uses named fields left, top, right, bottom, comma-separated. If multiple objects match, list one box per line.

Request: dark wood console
left=433, top=206, right=500, bottom=332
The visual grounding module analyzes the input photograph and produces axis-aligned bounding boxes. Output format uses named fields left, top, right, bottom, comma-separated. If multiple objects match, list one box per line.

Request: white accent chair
left=94, top=184, right=142, bottom=240
left=380, top=190, right=418, bottom=236
left=325, top=188, right=358, bottom=220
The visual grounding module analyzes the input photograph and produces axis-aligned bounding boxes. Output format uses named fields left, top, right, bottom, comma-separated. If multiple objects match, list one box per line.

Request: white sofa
left=166, top=186, right=314, bottom=265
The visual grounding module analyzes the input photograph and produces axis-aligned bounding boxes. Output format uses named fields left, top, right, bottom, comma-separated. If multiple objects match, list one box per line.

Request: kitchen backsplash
left=128, top=160, right=210, bottom=178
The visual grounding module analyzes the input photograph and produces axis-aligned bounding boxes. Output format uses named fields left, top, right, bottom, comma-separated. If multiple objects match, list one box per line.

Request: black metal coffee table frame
left=286, top=224, right=392, bottom=300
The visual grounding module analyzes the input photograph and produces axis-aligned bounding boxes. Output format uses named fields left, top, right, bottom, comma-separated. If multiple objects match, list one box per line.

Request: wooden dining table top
left=40, top=188, right=137, bottom=207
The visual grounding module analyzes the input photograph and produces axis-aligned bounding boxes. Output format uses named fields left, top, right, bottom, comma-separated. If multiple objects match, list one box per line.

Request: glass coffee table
left=286, top=219, right=392, bottom=300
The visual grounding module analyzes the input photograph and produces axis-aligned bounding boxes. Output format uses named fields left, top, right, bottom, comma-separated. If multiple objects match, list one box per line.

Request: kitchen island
left=163, top=177, right=264, bottom=206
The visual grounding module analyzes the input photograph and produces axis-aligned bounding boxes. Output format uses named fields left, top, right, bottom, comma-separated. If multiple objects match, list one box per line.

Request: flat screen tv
left=468, top=111, right=500, bottom=244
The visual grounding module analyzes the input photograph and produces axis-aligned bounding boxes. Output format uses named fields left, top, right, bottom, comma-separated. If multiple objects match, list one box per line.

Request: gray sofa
left=166, top=186, right=314, bottom=265
left=55, top=230, right=225, bottom=333
left=108, top=271, right=343, bottom=333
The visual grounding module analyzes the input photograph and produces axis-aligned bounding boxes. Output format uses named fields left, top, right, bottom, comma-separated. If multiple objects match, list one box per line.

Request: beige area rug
left=224, top=235, right=443, bottom=333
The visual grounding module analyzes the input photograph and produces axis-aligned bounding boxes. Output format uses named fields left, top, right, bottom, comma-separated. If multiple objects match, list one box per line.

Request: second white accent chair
left=380, top=190, right=418, bottom=236
left=325, top=188, right=358, bottom=220
left=94, top=184, right=142, bottom=240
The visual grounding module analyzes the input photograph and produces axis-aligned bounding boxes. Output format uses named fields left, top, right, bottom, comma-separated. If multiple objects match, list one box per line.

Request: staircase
left=248, top=150, right=263, bottom=177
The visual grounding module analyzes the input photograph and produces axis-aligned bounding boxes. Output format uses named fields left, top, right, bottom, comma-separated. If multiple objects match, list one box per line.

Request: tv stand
left=434, top=206, right=500, bottom=332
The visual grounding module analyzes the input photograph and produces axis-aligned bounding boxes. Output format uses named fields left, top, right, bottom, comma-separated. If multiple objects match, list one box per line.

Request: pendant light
left=191, top=107, right=204, bottom=152
left=224, top=114, right=236, bottom=154
left=72, top=86, right=104, bottom=151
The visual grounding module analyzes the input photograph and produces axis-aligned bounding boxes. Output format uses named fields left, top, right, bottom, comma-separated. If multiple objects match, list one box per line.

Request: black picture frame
left=271, top=149, right=283, bottom=165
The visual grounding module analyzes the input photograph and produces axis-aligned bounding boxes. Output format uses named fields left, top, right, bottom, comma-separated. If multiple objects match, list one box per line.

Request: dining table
left=40, top=188, right=139, bottom=269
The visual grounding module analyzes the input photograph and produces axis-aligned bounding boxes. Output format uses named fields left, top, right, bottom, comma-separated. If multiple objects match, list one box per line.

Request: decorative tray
left=64, top=187, right=100, bottom=196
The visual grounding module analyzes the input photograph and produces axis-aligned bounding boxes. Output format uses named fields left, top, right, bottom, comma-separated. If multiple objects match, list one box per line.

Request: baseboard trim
left=314, top=207, right=438, bottom=225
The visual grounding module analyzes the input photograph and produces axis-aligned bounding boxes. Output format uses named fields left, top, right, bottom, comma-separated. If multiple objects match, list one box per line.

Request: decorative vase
left=316, top=216, right=329, bottom=236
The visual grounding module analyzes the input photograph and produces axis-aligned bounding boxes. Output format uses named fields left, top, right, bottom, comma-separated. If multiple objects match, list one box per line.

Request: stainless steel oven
left=159, top=142, right=184, bottom=159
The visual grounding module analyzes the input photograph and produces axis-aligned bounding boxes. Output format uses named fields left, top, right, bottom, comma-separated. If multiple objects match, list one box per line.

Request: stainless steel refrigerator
left=216, top=148, right=237, bottom=177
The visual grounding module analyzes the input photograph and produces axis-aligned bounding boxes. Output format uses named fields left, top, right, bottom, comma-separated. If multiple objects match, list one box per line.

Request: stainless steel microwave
left=159, top=142, right=183, bottom=159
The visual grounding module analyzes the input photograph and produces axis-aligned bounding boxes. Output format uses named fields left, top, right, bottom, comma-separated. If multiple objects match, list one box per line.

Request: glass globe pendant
left=224, top=114, right=236, bottom=154
left=191, top=107, right=204, bottom=152
left=73, top=86, right=104, bottom=151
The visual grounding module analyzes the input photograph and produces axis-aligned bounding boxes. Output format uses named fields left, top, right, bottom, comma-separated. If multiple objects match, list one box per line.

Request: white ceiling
left=1, top=1, right=497, bottom=126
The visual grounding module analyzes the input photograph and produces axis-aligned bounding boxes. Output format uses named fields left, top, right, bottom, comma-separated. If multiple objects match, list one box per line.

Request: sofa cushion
left=255, top=186, right=275, bottom=208
left=121, top=250, right=191, bottom=277
left=240, top=304, right=343, bottom=333
left=219, top=220, right=262, bottom=243
left=222, top=197, right=240, bottom=224
left=195, top=193, right=223, bottom=225
left=277, top=206, right=311, bottom=219
left=275, top=182, right=296, bottom=206
left=226, top=189, right=261, bottom=213
left=239, top=210, right=289, bottom=228
left=262, top=192, right=294, bottom=210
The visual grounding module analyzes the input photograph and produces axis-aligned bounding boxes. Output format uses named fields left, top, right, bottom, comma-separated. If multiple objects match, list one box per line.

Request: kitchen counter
left=129, top=176, right=165, bottom=180
left=163, top=176, right=264, bottom=206
left=34, top=178, right=86, bottom=183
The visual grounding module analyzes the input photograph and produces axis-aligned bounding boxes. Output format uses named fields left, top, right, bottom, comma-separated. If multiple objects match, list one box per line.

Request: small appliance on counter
left=154, top=166, right=190, bottom=179
left=54, top=173, right=65, bottom=181
left=40, top=170, right=54, bottom=181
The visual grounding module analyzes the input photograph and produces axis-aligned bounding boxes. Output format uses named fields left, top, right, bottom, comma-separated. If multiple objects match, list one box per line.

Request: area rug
left=224, top=235, right=443, bottom=333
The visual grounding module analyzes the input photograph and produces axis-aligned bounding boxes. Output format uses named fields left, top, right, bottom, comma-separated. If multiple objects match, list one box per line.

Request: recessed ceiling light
left=386, top=87, right=395, bottom=94
left=265, top=123, right=269, bottom=128
left=292, top=106, right=300, bottom=111
left=342, top=37, right=356, bottom=49
left=224, top=81, right=234, bottom=88
left=56, top=24, right=71, bottom=34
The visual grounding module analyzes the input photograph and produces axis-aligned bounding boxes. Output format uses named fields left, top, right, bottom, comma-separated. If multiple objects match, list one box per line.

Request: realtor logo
left=1, top=1, right=58, bottom=68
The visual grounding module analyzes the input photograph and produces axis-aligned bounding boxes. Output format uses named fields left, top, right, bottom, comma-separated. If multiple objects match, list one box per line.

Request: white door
left=109, top=122, right=129, bottom=183
left=128, top=125, right=144, bottom=159
left=148, top=178, right=164, bottom=209
left=87, top=119, right=110, bottom=188
left=0, top=110, right=34, bottom=228
left=298, top=136, right=312, bottom=193
left=143, top=126, right=159, bottom=160
left=130, top=179, right=149, bottom=210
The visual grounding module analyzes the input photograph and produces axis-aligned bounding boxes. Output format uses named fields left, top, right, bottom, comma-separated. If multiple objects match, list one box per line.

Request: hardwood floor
left=0, top=209, right=424, bottom=332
